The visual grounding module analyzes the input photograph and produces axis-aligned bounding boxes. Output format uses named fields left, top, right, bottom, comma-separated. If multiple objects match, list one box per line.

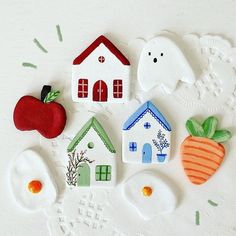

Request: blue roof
left=123, top=101, right=171, bottom=131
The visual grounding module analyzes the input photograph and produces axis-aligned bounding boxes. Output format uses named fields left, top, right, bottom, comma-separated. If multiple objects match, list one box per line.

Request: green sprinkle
left=56, top=25, right=63, bottom=42
left=22, top=62, right=37, bottom=69
left=33, top=38, right=48, bottom=53
left=195, top=211, right=200, bottom=225
left=208, top=200, right=218, bottom=207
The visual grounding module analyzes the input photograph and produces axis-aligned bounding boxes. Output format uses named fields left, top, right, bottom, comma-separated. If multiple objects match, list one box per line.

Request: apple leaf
left=202, top=116, right=218, bottom=138
left=186, top=118, right=204, bottom=137
left=211, top=130, right=232, bottom=143
left=43, top=90, right=60, bottom=103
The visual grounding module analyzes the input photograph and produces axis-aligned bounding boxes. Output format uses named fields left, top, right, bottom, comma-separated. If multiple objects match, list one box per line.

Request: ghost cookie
left=138, top=36, right=195, bottom=93
left=123, top=171, right=176, bottom=220
left=10, top=149, right=57, bottom=211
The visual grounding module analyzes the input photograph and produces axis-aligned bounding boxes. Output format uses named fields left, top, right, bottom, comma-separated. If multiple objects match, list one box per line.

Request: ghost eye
left=148, top=52, right=151, bottom=56
left=160, top=53, right=164, bottom=56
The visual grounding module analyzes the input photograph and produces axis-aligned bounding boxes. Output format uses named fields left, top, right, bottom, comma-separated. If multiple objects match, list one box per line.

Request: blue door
left=142, top=143, right=152, bottom=163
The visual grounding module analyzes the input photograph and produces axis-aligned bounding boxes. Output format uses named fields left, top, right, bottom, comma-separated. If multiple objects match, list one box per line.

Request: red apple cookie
left=13, top=86, right=66, bottom=139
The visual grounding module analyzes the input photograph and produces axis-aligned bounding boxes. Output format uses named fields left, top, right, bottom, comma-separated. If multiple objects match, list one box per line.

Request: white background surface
left=1, top=1, right=236, bottom=235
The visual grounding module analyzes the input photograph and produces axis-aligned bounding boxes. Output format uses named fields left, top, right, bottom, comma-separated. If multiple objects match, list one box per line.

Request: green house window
left=95, top=165, right=111, bottom=181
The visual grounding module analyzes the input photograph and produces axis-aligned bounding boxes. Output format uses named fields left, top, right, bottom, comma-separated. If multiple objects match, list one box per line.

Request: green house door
left=77, top=163, right=90, bottom=186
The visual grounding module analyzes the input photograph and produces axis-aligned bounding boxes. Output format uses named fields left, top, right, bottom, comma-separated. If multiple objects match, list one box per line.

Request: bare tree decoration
left=66, top=149, right=94, bottom=186
left=152, top=129, right=170, bottom=154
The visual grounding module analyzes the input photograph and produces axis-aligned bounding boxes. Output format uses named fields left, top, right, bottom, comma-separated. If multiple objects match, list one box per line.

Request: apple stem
left=41, top=85, right=52, bottom=102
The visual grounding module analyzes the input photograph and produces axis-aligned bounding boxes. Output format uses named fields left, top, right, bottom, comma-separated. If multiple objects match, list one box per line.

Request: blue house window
left=144, top=122, right=151, bottom=129
left=129, top=142, right=137, bottom=152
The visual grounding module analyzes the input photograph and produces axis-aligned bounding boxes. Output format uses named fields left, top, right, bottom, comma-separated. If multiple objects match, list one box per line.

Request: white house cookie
left=66, top=117, right=116, bottom=187
left=72, top=35, right=130, bottom=103
left=122, top=101, right=171, bottom=164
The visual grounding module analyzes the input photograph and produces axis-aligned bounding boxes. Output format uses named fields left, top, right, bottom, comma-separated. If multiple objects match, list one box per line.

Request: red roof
left=73, top=35, right=130, bottom=65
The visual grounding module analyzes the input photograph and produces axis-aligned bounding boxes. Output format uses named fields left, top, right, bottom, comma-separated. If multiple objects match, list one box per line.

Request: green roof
left=67, top=117, right=116, bottom=153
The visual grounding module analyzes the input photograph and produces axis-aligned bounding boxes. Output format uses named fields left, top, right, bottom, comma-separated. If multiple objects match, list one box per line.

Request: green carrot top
left=186, top=116, right=232, bottom=143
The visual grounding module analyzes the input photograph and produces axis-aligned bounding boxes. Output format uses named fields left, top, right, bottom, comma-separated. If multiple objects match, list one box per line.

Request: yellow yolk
left=28, top=180, right=42, bottom=194
left=142, top=186, right=153, bottom=197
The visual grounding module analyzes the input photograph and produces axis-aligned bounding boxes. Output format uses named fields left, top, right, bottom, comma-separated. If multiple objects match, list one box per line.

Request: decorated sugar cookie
left=66, top=117, right=116, bottom=187
left=13, top=85, right=67, bottom=139
left=122, top=101, right=171, bottom=164
left=181, top=116, right=232, bottom=185
left=72, top=35, right=130, bottom=103
left=123, top=171, right=176, bottom=220
left=138, top=36, right=195, bottom=93
left=10, top=149, right=58, bottom=211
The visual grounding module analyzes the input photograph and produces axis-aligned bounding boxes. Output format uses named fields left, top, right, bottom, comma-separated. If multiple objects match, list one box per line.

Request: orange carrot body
left=181, top=136, right=225, bottom=185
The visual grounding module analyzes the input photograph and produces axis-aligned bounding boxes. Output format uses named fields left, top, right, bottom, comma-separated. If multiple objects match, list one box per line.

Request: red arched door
left=93, top=80, right=108, bottom=102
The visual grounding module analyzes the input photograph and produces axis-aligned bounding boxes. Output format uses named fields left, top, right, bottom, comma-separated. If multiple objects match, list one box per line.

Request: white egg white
left=123, top=171, right=176, bottom=220
left=10, top=149, right=57, bottom=211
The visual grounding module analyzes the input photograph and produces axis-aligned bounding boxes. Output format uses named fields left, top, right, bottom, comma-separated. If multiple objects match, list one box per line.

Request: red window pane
left=113, top=79, right=123, bottom=98
left=98, top=56, right=105, bottom=63
left=78, top=79, right=88, bottom=98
